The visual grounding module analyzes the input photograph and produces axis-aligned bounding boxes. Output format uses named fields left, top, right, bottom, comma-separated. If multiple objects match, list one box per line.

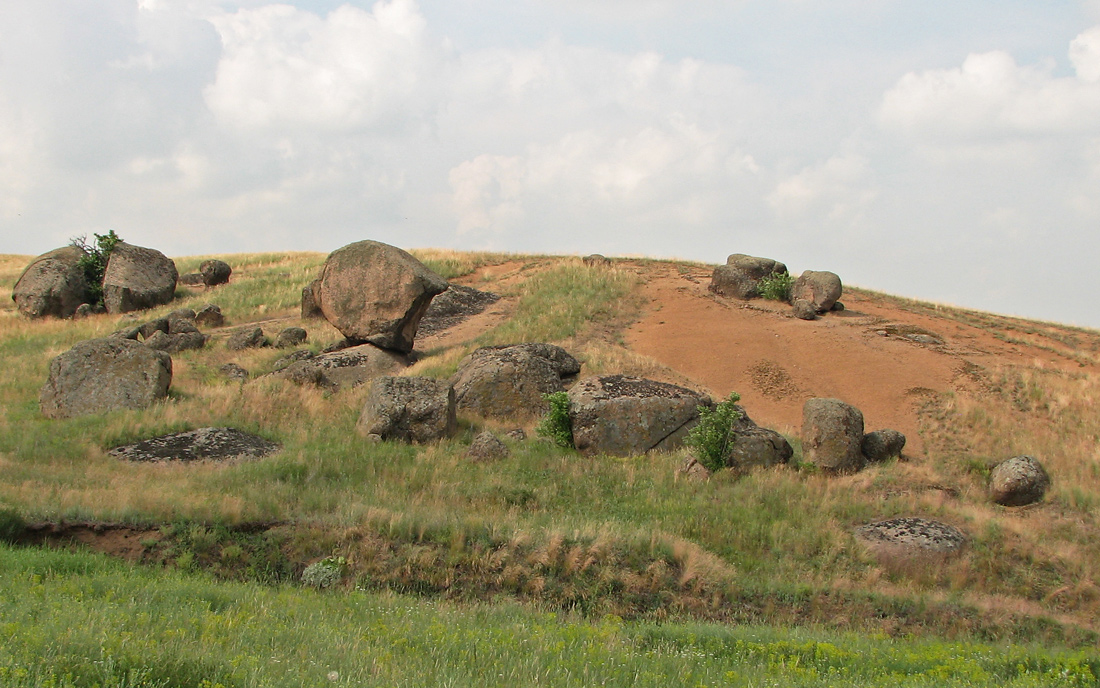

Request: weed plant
left=71, top=229, right=121, bottom=309
left=536, top=391, right=573, bottom=448
left=686, top=392, right=742, bottom=472
left=757, top=271, right=793, bottom=301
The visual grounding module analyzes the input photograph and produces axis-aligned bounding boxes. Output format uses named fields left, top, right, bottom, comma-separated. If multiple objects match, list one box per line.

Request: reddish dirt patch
left=624, top=264, right=1098, bottom=457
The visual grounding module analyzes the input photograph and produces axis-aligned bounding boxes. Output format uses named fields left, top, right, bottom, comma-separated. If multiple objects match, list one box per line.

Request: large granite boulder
left=568, top=375, right=710, bottom=456
left=724, top=405, right=794, bottom=470
left=789, top=270, right=842, bottom=313
left=317, top=241, right=448, bottom=353
left=989, top=455, right=1050, bottom=506
left=357, top=376, right=456, bottom=443
left=802, top=397, right=865, bottom=473
left=102, top=242, right=178, bottom=314
left=452, top=343, right=580, bottom=420
left=199, top=259, right=232, bottom=286
left=11, top=247, right=89, bottom=319
left=272, top=342, right=408, bottom=390
left=709, top=254, right=787, bottom=299
left=40, top=338, right=172, bottom=419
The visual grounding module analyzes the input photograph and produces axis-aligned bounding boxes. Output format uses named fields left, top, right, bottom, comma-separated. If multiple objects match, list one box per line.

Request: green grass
left=0, top=544, right=1096, bottom=688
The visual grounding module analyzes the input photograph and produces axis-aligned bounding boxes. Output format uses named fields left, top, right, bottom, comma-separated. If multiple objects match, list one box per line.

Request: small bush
left=686, top=392, right=742, bottom=472
left=0, top=507, right=25, bottom=543
left=71, top=229, right=122, bottom=309
left=302, top=555, right=347, bottom=589
left=757, top=272, right=793, bottom=302
left=536, top=391, right=573, bottom=448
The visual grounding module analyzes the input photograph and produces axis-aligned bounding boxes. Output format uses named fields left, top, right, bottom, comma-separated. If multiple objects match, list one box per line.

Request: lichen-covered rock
left=102, top=242, right=178, bottom=314
left=568, top=375, right=710, bottom=456
left=220, top=363, right=249, bottom=381
left=145, top=329, right=206, bottom=353
left=357, top=376, right=456, bottom=443
left=802, top=397, right=865, bottom=473
left=725, top=406, right=794, bottom=470
left=194, top=304, right=224, bottom=328
left=855, top=517, right=967, bottom=554
left=466, top=431, right=509, bottom=460
left=227, top=327, right=266, bottom=350
left=790, top=270, right=842, bottom=313
left=12, top=247, right=89, bottom=319
left=271, top=343, right=407, bottom=390
left=317, top=241, right=448, bottom=352
left=709, top=254, right=787, bottom=299
left=109, top=427, right=280, bottom=463
left=40, top=338, right=172, bottom=419
left=199, top=259, right=232, bottom=286
left=792, top=299, right=817, bottom=320
left=989, top=455, right=1050, bottom=506
left=862, top=429, right=906, bottom=462
left=453, top=344, right=580, bottom=421
left=275, top=327, right=308, bottom=349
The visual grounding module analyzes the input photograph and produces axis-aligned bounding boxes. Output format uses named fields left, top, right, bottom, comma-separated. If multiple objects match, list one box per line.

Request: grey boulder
left=40, top=338, right=172, bottom=419
left=855, top=517, right=967, bottom=554
left=466, top=431, right=510, bottom=460
left=724, top=406, right=794, bottom=471
left=709, top=254, right=787, bottom=299
left=199, top=259, right=232, bottom=286
left=317, top=240, right=448, bottom=353
left=102, top=242, right=178, bottom=314
left=11, top=246, right=89, bottom=319
left=568, top=375, right=710, bottom=456
left=862, top=429, right=906, bottom=462
left=452, top=343, right=580, bottom=421
left=989, top=455, right=1050, bottom=506
left=790, top=270, right=842, bottom=313
left=227, top=327, right=266, bottom=350
left=109, top=427, right=280, bottom=463
left=272, top=342, right=408, bottom=390
left=802, top=397, right=865, bottom=473
left=357, top=376, right=456, bottom=443
left=275, top=327, right=308, bottom=349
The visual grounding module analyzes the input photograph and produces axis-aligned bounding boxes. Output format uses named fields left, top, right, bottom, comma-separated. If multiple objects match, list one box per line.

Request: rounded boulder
left=40, top=338, right=172, bottom=419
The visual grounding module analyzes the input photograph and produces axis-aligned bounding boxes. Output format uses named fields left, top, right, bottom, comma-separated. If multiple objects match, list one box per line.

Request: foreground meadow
left=1, top=250, right=1099, bottom=684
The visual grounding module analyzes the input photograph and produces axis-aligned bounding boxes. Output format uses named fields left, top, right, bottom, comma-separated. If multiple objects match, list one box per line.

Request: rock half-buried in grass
left=109, top=427, right=281, bottom=463
left=854, top=517, right=967, bottom=554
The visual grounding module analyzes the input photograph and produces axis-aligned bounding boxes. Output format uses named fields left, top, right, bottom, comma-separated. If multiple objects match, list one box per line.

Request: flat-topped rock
left=855, top=517, right=967, bottom=554
left=109, top=427, right=281, bottom=462
left=40, top=338, right=172, bottom=419
left=102, top=242, right=178, bottom=314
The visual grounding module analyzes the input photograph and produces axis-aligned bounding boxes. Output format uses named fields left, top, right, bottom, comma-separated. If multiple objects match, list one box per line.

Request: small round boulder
left=989, top=455, right=1050, bottom=506
left=199, top=259, right=232, bottom=286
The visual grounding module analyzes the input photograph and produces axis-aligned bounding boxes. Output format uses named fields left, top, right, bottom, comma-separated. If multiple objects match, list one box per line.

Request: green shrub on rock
left=70, top=229, right=122, bottom=309
left=686, top=392, right=742, bottom=472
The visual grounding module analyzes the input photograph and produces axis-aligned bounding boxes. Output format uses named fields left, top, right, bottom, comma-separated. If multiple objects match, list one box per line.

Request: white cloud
left=767, top=154, right=876, bottom=225
left=879, top=29, right=1100, bottom=140
left=204, top=0, right=449, bottom=132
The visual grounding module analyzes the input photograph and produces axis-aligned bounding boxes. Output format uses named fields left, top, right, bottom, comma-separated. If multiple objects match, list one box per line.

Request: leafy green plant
left=757, top=272, right=793, bottom=302
left=70, top=229, right=122, bottom=309
left=0, top=507, right=25, bottom=543
left=536, top=391, right=574, bottom=448
left=302, top=555, right=347, bottom=589
left=686, top=392, right=742, bottom=472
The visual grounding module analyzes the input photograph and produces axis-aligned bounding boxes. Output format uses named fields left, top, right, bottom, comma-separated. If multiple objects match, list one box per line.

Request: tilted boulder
left=989, top=455, right=1050, bottom=506
left=317, top=241, right=449, bottom=352
left=789, top=270, right=842, bottom=313
left=357, top=376, right=456, bottom=443
left=227, top=327, right=266, bottom=350
left=194, top=304, right=225, bottom=328
left=102, top=242, right=178, bottom=314
left=568, top=375, right=710, bottom=456
left=11, top=246, right=89, bottom=319
left=40, top=338, right=172, bottom=419
left=452, top=343, right=580, bottom=421
left=802, top=397, right=865, bottom=473
left=862, top=429, right=906, bottom=463
left=301, top=279, right=324, bottom=319
left=724, top=405, right=794, bottom=471
left=709, top=253, right=787, bottom=299
left=199, top=259, right=232, bottom=286
left=271, top=342, right=408, bottom=390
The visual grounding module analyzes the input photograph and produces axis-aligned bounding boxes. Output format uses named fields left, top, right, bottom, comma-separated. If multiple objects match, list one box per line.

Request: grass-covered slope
left=2, top=249, right=1100, bottom=685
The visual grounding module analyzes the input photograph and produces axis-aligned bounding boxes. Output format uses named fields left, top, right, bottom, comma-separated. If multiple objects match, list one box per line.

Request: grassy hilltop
left=1, top=250, right=1099, bottom=687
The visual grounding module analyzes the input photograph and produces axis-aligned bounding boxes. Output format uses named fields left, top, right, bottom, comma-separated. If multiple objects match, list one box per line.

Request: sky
left=2, top=1, right=1100, bottom=327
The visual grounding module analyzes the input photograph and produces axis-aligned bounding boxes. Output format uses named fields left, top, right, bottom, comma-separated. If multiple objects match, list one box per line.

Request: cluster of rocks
left=179, top=260, right=232, bottom=288
left=709, top=253, right=843, bottom=321
left=111, top=305, right=223, bottom=353
left=12, top=242, right=186, bottom=319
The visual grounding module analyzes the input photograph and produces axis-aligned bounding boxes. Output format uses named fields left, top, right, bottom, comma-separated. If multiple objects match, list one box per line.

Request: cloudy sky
left=3, top=1, right=1100, bottom=326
